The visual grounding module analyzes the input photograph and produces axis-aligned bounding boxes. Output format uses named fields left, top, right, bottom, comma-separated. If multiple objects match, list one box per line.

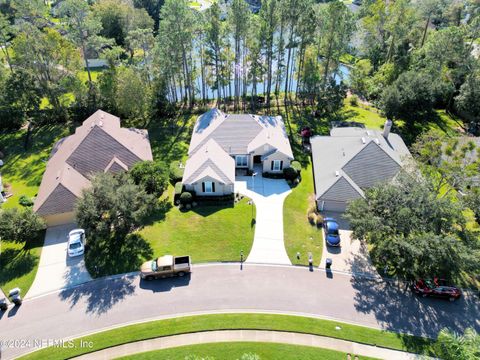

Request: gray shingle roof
left=319, top=174, right=364, bottom=202
left=312, top=127, right=411, bottom=202
left=342, top=141, right=401, bottom=189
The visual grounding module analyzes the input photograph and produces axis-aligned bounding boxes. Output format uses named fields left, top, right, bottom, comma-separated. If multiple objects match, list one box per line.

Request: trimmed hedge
left=283, top=167, right=298, bottom=181
left=262, top=172, right=284, bottom=179
left=290, top=161, right=302, bottom=173
left=169, top=161, right=185, bottom=184
left=179, top=191, right=193, bottom=205
left=174, top=182, right=184, bottom=204
left=195, top=194, right=235, bottom=204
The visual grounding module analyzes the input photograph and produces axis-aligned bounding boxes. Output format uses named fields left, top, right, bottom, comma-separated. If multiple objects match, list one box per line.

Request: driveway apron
left=26, top=224, right=92, bottom=298
left=235, top=169, right=292, bottom=265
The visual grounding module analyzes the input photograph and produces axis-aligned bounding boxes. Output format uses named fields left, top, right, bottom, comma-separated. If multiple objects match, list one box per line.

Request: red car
left=411, top=279, right=462, bottom=302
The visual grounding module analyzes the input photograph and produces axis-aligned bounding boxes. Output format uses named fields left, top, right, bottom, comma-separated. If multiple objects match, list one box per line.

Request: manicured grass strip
left=19, top=313, right=435, bottom=360
left=284, top=162, right=323, bottom=266
left=140, top=196, right=255, bottom=263
left=118, top=342, right=379, bottom=360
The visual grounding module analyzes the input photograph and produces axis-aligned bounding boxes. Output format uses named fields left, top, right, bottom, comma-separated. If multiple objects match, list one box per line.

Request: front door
left=253, top=155, right=261, bottom=164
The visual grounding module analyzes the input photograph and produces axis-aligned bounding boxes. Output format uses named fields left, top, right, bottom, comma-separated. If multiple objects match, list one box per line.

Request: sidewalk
left=73, top=330, right=427, bottom=360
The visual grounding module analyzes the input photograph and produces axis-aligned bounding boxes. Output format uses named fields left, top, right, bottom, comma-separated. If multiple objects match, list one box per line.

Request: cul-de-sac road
left=0, top=264, right=479, bottom=359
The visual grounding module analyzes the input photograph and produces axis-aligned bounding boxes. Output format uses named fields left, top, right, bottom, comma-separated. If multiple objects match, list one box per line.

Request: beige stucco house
left=182, top=109, right=294, bottom=196
left=33, top=110, right=153, bottom=226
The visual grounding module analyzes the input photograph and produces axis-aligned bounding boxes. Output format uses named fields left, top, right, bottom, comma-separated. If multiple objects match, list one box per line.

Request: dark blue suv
left=323, top=218, right=341, bottom=246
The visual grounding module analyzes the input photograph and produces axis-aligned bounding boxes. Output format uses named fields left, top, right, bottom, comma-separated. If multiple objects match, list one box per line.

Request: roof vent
left=335, top=171, right=340, bottom=177
left=361, top=137, right=366, bottom=144
left=100, top=113, right=104, bottom=119
left=98, top=120, right=103, bottom=127
left=374, top=138, right=380, bottom=145
left=90, top=123, right=95, bottom=128
left=366, top=130, right=371, bottom=136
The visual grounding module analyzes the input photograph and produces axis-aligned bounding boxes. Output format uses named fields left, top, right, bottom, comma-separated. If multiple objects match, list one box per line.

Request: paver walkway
left=73, top=330, right=426, bottom=360
left=26, top=224, right=92, bottom=299
left=235, top=167, right=292, bottom=265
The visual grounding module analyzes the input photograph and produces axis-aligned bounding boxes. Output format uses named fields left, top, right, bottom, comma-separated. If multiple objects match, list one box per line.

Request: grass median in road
left=139, top=193, right=255, bottom=263
left=118, top=342, right=378, bottom=360
left=284, top=161, right=323, bottom=267
left=19, top=313, right=435, bottom=360
left=0, top=236, right=44, bottom=297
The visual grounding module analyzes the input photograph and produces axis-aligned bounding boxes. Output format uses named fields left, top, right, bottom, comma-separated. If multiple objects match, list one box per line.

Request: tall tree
left=157, top=0, right=195, bottom=107
left=205, top=2, right=225, bottom=107
left=228, top=0, right=250, bottom=110
left=0, top=13, right=14, bottom=72
left=259, top=0, right=278, bottom=109
left=316, top=1, right=355, bottom=91
left=12, top=27, right=81, bottom=112
left=59, top=0, right=110, bottom=88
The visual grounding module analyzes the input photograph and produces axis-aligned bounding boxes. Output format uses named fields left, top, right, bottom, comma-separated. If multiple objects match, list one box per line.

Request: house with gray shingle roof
left=311, top=121, right=411, bottom=212
left=183, top=108, right=294, bottom=196
left=33, top=110, right=153, bottom=226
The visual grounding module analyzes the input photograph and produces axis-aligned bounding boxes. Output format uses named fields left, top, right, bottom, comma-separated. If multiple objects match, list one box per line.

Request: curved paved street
left=0, top=264, right=479, bottom=359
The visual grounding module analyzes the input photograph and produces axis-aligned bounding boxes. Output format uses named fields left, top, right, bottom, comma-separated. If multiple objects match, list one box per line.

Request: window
left=272, top=160, right=283, bottom=171
left=235, top=155, right=248, bottom=167
left=203, top=181, right=214, bottom=193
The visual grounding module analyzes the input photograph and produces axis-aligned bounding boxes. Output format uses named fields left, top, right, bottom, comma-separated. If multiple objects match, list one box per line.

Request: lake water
left=175, top=64, right=350, bottom=102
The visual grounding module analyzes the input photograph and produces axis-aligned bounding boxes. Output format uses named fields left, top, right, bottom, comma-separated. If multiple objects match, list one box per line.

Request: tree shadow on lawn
left=85, top=234, right=153, bottom=279
left=0, top=247, right=38, bottom=290
left=350, top=276, right=480, bottom=354
left=189, top=202, right=235, bottom=217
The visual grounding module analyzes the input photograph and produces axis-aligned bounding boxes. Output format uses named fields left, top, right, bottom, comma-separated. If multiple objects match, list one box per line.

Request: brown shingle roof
left=33, top=110, right=153, bottom=216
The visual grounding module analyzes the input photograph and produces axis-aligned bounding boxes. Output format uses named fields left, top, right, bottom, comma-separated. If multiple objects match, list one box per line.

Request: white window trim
left=204, top=181, right=213, bottom=193
left=273, top=160, right=281, bottom=171
left=235, top=155, right=248, bottom=167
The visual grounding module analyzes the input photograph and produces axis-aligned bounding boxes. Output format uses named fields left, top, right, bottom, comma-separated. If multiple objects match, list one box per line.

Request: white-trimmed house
left=311, top=121, right=411, bottom=212
left=182, top=109, right=294, bottom=196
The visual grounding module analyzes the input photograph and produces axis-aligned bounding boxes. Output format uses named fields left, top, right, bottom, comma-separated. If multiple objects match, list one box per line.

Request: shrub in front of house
left=18, top=195, right=34, bottom=207
left=179, top=191, right=193, bottom=205
left=283, top=167, right=298, bottom=181
left=174, top=182, right=184, bottom=204
left=308, top=211, right=317, bottom=225
left=169, top=161, right=185, bottom=184
left=349, top=94, right=359, bottom=106
left=290, top=161, right=302, bottom=174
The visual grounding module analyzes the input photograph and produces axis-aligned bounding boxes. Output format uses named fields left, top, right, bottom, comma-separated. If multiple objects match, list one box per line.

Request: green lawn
left=20, top=313, right=435, bottom=360
left=120, top=342, right=378, bottom=360
left=0, top=236, right=44, bottom=297
left=341, top=101, right=386, bottom=130
left=284, top=162, right=323, bottom=266
left=140, top=190, right=255, bottom=263
left=0, top=125, right=69, bottom=209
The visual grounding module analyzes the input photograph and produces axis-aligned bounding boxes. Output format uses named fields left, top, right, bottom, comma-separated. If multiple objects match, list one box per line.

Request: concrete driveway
left=26, top=224, right=92, bottom=299
left=235, top=167, right=292, bottom=265
left=319, top=212, right=380, bottom=278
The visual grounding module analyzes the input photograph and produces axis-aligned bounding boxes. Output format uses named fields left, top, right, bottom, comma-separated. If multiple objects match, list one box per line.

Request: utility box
left=8, top=288, right=22, bottom=306
left=0, top=297, right=7, bottom=311
left=326, top=258, right=332, bottom=269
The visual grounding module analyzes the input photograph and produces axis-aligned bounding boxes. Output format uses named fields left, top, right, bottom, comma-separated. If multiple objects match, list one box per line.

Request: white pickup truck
left=140, top=255, right=191, bottom=280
